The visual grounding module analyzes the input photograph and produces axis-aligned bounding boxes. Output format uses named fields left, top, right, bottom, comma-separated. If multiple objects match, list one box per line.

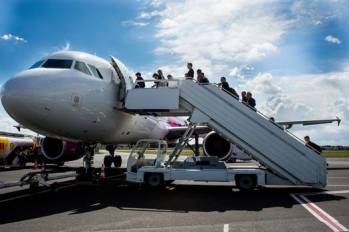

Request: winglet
left=336, top=116, right=341, bottom=126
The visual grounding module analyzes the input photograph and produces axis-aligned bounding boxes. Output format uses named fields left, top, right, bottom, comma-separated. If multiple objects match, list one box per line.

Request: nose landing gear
left=104, top=145, right=122, bottom=168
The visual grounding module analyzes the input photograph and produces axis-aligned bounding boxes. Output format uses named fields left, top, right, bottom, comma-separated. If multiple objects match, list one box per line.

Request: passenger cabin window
left=74, top=61, right=91, bottom=76
left=88, top=64, right=104, bottom=79
left=30, top=60, right=45, bottom=69
left=42, top=59, right=73, bottom=69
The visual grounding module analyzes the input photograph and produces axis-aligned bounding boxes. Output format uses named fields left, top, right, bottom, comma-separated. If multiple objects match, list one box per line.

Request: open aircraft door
left=110, top=56, right=128, bottom=103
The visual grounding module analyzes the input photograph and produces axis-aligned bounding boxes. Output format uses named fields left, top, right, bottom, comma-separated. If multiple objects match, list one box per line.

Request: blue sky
left=0, top=0, right=349, bottom=145
left=0, top=0, right=158, bottom=79
left=0, top=0, right=348, bottom=80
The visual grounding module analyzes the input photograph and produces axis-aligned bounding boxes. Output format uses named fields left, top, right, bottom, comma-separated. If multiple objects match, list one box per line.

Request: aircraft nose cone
left=2, top=75, right=30, bottom=118
left=1, top=70, right=49, bottom=127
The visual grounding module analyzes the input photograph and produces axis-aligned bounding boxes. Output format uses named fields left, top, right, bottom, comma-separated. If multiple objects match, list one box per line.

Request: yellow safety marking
left=0, top=137, right=10, bottom=157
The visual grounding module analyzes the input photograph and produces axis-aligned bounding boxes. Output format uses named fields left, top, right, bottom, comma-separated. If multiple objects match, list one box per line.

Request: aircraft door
left=110, top=56, right=127, bottom=102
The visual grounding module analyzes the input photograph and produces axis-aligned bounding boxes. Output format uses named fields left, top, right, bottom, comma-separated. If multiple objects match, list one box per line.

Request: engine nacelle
left=41, top=137, right=84, bottom=162
left=202, top=132, right=233, bottom=161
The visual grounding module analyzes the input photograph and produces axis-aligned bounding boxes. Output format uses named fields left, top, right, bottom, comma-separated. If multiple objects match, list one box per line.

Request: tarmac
left=0, top=154, right=348, bottom=232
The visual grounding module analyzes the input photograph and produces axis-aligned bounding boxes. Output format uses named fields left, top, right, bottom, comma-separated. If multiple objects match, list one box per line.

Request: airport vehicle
left=1, top=51, right=339, bottom=176
left=126, top=139, right=267, bottom=191
left=124, top=80, right=328, bottom=188
left=0, top=135, right=36, bottom=167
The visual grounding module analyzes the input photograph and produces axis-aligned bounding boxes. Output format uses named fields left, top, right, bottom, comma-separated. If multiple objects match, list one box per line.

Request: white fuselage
left=1, top=51, right=170, bottom=144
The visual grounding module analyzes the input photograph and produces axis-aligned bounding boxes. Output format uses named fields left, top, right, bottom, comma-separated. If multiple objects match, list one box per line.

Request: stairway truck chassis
left=126, top=139, right=296, bottom=191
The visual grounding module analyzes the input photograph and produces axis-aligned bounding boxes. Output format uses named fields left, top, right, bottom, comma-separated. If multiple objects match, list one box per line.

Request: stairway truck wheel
left=235, top=175, right=256, bottom=191
left=113, top=155, right=122, bottom=168
left=103, top=155, right=113, bottom=168
left=145, top=173, right=164, bottom=188
left=29, top=182, right=39, bottom=192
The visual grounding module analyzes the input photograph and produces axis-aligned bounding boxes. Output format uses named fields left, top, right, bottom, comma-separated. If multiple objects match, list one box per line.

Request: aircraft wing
left=165, top=125, right=211, bottom=140
left=0, top=131, right=27, bottom=138
left=165, top=117, right=341, bottom=139
left=276, top=117, right=341, bottom=129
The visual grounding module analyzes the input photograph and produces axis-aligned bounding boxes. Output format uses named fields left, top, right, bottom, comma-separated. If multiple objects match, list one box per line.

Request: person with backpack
left=219, top=77, right=238, bottom=99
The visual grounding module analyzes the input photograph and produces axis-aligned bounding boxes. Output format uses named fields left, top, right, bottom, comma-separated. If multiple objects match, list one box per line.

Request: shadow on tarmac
left=0, top=180, right=346, bottom=225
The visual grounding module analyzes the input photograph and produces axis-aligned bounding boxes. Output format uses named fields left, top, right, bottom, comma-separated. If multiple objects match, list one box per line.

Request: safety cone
left=100, top=164, right=106, bottom=180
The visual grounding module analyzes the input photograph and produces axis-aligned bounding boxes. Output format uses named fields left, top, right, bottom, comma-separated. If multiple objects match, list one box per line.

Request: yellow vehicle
left=0, top=136, right=35, bottom=167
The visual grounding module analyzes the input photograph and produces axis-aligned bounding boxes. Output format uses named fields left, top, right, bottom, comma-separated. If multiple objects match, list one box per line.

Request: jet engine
left=41, top=137, right=84, bottom=162
left=202, top=132, right=233, bottom=161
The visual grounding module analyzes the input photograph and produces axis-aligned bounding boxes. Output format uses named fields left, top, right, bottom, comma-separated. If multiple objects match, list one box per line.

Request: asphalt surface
left=0, top=156, right=348, bottom=232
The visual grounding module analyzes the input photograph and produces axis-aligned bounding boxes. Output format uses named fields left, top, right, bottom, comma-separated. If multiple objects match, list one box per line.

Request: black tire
left=104, top=155, right=113, bottom=168
left=165, top=180, right=174, bottom=185
left=145, top=173, right=163, bottom=188
left=29, top=182, right=39, bottom=192
left=235, top=175, right=256, bottom=191
left=113, top=155, right=122, bottom=168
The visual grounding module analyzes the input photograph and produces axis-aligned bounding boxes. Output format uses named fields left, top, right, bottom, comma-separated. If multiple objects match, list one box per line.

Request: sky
left=0, top=0, right=348, bottom=145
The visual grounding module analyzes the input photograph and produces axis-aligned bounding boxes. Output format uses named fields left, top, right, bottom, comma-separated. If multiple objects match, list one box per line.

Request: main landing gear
left=104, top=145, right=122, bottom=168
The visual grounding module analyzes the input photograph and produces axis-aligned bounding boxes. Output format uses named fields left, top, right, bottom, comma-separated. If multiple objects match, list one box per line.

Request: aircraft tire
left=103, top=155, right=113, bottom=168
left=113, top=155, right=122, bottom=168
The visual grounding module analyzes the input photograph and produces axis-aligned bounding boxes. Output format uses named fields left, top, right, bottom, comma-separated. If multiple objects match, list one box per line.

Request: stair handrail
left=209, top=82, right=309, bottom=147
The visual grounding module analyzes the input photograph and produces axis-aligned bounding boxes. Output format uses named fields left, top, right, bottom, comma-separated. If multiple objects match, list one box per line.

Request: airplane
left=0, top=51, right=341, bottom=171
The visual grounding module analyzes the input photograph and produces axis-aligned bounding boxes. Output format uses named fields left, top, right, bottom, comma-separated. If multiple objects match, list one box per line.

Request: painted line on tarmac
left=290, top=193, right=348, bottom=232
left=223, top=224, right=229, bottom=232
left=327, top=185, right=349, bottom=187
left=302, top=190, right=349, bottom=196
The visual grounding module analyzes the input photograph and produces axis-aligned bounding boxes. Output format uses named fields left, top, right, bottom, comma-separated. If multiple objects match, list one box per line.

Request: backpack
left=229, top=88, right=239, bottom=99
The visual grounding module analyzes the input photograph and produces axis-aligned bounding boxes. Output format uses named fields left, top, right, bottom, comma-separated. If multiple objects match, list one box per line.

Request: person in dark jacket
left=197, top=69, right=203, bottom=83
left=185, top=63, right=194, bottom=80
left=304, top=136, right=322, bottom=154
left=219, top=77, right=230, bottom=91
left=135, top=72, right=145, bottom=88
left=219, top=77, right=238, bottom=99
left=246, top=92, right=256, bottom=109
left=241, top=91, right=247, bottom=103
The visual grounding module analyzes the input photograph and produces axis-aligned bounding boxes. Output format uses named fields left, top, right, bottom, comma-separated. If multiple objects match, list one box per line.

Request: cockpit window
left=42, top=59, right=73, bottom=69
left=30, top=60, right=45, bottom=69
left=88, top=64, right=104, bottom=79
left=74, top=61, right=91, bottom=76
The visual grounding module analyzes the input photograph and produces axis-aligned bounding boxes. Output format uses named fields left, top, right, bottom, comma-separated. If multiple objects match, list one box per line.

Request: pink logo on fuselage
left=167, top=117, right=185, bottom=127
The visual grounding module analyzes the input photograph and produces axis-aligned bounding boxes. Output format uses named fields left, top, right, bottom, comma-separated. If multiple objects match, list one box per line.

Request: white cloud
left=240, top=70, right=349, bottom=145
left=121, top=20, right=149, bottom=27
left=229, top=65, right=255, bottom=79
left=243, top=72, right=312, bottom=121
left=325, top=35, right=341, bottom=44
left=0, top=33, right=27, bottom=43
left=153, top=0, right=289, bottom=66
left=134, top=0, right=291, bottom=80
left=290, top=0, right=347, bottom=26
left=62, top=42, right=71, bottom=51
left=137, top=10, right=162, bottom=20
left=143, top=0, right=164, bottom=8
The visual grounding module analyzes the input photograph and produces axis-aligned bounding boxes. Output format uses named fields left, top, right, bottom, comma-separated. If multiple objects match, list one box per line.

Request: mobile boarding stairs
left=123, top=80, right=327, bottom=188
